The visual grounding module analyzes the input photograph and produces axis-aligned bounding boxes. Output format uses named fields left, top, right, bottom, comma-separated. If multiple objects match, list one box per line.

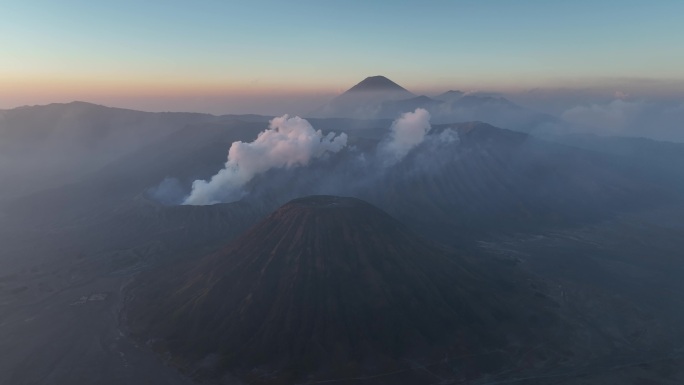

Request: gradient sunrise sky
left=2, top=0, right=683, bottom=114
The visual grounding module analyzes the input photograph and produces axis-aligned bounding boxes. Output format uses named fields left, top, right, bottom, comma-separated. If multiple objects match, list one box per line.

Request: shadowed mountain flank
left=125, top=196, right=564, bottom=384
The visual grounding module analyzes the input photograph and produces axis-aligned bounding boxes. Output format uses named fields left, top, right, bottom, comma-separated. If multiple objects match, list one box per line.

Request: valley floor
left=0, top=273, right=194, bottom=385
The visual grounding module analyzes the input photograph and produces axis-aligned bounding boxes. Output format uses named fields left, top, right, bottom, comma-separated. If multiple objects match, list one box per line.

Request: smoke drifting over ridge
left=183, top=115, right=347, bottom=205
left=378, top=108, right=432, bottom=167
left=181, top=109, right=435, bottom=205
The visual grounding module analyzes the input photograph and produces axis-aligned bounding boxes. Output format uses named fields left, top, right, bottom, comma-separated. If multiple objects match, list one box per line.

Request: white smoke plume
left=183, top=115, right=348, bottom=205
left=438, top=128, right=459, bottom=143
left=378, top=108, right=432, bottom=166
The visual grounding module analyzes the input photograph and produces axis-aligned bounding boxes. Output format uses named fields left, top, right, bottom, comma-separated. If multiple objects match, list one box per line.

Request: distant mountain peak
left=309, top=76, right=415, bottom=118
left=346, top=75, right=409, bottom=93
left=410, top=95, right=437, bottom=102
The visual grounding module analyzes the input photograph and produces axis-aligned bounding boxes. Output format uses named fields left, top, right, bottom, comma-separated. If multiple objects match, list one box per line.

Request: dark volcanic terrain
left=123, top=196, right=664, bottom=385
left=1, top=94, right=684, bottom=385
left=125, top=196, right=563, bottom=383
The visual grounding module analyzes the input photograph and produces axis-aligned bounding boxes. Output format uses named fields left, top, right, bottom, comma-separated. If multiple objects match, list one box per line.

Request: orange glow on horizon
left=0, top=70, right=345, bottom=105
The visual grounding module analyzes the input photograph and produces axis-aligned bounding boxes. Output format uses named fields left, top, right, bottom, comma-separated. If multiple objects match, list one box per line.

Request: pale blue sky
left=1, top=0, right=683, bottom=113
